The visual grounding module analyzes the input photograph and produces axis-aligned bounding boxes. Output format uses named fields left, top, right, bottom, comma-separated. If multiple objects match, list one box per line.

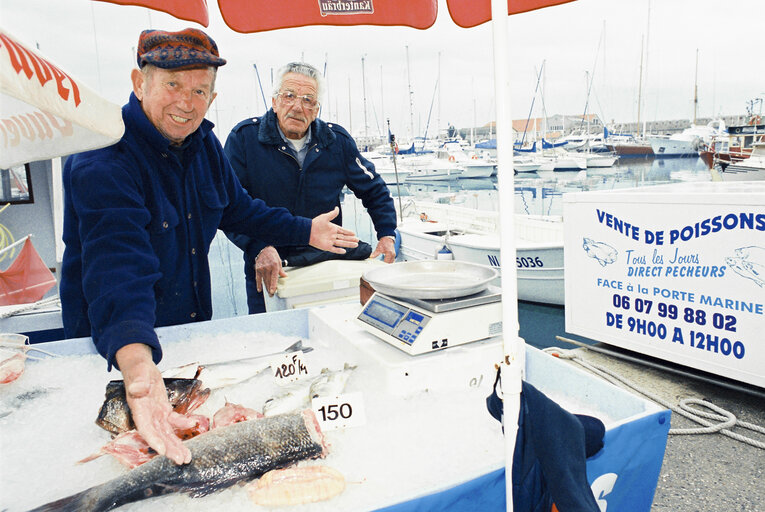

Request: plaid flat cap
left=136, top=28, right=226, bottom=70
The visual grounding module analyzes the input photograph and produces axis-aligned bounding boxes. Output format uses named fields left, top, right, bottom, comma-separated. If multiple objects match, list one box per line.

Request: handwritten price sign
left=270, top=352, right=311, bottom=384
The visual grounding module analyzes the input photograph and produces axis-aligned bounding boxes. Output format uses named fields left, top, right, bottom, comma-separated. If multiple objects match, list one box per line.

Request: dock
left=547, top=340, right=765, bottom=512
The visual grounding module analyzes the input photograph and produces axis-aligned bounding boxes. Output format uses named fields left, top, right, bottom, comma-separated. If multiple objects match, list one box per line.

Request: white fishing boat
left=396, top=201, right=564, bottom=305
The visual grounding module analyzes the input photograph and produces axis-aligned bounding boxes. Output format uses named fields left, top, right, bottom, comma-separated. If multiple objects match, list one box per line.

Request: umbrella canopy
left=93, top=0, right=209, bottom=27
left=108, top=0, right=574, bottom=31
left=0, top=28, right=124, bottom=169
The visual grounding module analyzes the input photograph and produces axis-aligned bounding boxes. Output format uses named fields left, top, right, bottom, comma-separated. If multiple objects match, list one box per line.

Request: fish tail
left=27, top=487, right=100, bottom=512
left=28, top=478, right=160, bottom=512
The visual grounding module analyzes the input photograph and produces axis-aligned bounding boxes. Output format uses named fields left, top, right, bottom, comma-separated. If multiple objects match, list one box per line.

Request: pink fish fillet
left=78, top=431, right=156, bottom=469
left=80, top=415, right=211, bottom=468
left=0, top=352, right=27, bottom=384
left=248, top=465, right=346, bottom=506
left=212, top=401, right=263, bottom=429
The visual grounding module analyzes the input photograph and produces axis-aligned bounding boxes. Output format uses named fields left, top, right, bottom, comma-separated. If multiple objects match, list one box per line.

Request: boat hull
left=397, top=210, right=564, bottom=305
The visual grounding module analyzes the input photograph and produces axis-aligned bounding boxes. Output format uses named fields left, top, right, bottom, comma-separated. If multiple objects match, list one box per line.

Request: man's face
left=272, top=72, right=319, bottom=140
left=131, top=66, right=217, bottom=145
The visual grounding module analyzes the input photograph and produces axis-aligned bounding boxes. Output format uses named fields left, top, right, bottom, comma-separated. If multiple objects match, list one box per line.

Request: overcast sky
left=3, top=0, right=764, bottom=141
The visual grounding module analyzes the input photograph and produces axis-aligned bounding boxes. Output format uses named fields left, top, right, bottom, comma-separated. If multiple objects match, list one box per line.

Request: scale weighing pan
left=362, top=260, right=499, bottom=300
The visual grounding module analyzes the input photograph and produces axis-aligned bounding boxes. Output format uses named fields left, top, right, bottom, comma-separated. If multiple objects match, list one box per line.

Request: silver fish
left=263, top=364, right=357, bottom=417
left=161, top=339, right=312, bottom=389
left=29, top=410, right=327, bottom=512
left=309, top=363, right=357, bottom=399
left=262, top=379, right=314, bottom=417
left=582, top=237, right=618, bottom=267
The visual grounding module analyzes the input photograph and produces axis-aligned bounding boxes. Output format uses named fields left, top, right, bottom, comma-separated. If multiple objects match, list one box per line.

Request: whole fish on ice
left=29, top=410, right=328, bottom=512
left=161, top=339, right=312, bottom=389
left=582, top=238, right=618, bottom=267
left=95, top=378, right=210, bottom=436
left=725, top=245, right=765, bottom=287
left=263, top=364, right=356, bottom=417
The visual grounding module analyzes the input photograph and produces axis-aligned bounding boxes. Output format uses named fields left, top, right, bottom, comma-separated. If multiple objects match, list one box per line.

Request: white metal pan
left=362, top=260, right=499, bottom=300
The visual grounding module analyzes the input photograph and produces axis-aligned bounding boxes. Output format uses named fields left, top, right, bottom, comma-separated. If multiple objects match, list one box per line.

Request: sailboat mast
left=347, top=76, right=352, bottom=135
left=693, top=48, right=699, bottom=124
left=636, top=35, right=644, bottom=138
left=437, top=51, right=441, bottom=140
left=380, top=64, right=385, bottom=138
left=361, top=55, right=369, bottom=140
left=642, top=0, right=651, bottom=138
left=406, top=45, right=415, bottom=141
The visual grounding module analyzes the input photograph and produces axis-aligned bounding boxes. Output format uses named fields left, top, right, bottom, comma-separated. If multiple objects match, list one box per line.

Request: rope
left=0, top=295, right=61, bottom=319
left=543, top=344, right=765, bottom=450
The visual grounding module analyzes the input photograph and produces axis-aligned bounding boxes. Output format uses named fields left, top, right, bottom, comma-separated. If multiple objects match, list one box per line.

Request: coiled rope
left=544, top=338, right=765, bottom=450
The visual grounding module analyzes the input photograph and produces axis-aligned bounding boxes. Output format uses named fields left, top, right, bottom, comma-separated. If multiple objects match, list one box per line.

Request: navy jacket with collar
left=224, top=109, right=396, bottom=270
left=60, top=93, right=311, bottom=369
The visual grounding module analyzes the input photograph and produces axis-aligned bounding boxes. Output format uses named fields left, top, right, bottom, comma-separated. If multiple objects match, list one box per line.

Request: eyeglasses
left=277, top=91, right=318, bottom=109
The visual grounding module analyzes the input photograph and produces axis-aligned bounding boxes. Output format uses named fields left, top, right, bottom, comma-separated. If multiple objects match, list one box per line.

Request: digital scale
left=356, top=286, right=503, bottom=355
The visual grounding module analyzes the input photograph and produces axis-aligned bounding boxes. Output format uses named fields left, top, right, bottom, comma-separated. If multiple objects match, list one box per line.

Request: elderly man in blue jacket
left=224, top=62, right=397, bottom=314
left=60, top=29, right=357, bottom=465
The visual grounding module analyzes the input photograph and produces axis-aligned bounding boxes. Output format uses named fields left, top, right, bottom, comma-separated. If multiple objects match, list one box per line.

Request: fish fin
left=168, top=479, right=238, bottom=498
left=28, top=488, right=96, bottom=512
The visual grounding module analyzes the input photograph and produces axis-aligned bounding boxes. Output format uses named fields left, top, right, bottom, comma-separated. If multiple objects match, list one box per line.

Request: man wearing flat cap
left=60, top=28, right=358, bottom=465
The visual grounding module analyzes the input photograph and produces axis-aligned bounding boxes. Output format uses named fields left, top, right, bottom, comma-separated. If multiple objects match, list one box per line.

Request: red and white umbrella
left=0, top=28, right=124, bottom=169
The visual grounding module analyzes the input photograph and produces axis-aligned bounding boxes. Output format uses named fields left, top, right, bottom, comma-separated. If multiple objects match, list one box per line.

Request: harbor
left=2, top=0, right=765, bottom=510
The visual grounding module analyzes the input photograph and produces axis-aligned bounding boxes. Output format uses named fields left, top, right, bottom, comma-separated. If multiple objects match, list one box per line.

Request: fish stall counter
left=0, top=306, right=670, bottom=511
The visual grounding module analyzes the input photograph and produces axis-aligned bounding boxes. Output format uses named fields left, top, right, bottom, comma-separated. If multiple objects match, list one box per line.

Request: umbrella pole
left=489, top=1, right=523, bottom=511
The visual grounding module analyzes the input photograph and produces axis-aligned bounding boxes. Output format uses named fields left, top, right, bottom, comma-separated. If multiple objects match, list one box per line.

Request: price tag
left=270, top=352, right=311, bottom=384
left=311, top=392, right=366, bottom=431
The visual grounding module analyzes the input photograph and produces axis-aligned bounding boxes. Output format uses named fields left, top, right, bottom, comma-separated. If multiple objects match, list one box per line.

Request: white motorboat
left=513, top=156, right=542, bottom=173
left=718, top=141, right=765, bottom=181
left=648, top=119, right=725, bottom=157
left=361, top=151, right=411, bottom=184
left=403, top=162, right=464, bottom=181
left=536, top=151, right=587, bottom=172
left=397, top=201, right=564, bottom=305
left=583, top=152, right=619, bottom=168
left=432, top=142, right=496, bottom=179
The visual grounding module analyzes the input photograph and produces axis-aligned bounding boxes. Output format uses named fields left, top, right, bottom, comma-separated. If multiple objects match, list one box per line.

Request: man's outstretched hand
left=309, top=207, right=359, bottom=254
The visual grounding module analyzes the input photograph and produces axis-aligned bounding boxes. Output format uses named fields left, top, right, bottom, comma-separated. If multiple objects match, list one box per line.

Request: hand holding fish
left=309, top=207, right=359, bottom=254
left=115, top=344, right=194, bottom=465
left=256, top=246, right=287, bottom=297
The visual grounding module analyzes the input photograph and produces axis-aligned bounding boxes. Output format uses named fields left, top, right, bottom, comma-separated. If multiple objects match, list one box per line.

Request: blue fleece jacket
left=224, top=109, right=397, bottom=270
left=60, top=93, right=311, bottom=369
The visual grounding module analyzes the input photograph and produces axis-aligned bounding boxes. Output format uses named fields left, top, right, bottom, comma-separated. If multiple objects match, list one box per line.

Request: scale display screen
left=365, top=300, right=405, bottom=328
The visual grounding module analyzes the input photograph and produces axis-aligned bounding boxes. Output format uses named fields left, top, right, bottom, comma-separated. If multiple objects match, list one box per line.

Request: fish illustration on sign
left=582, top=238, right=618, bottom=267
left=725, top=246, right=765, bottom=287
